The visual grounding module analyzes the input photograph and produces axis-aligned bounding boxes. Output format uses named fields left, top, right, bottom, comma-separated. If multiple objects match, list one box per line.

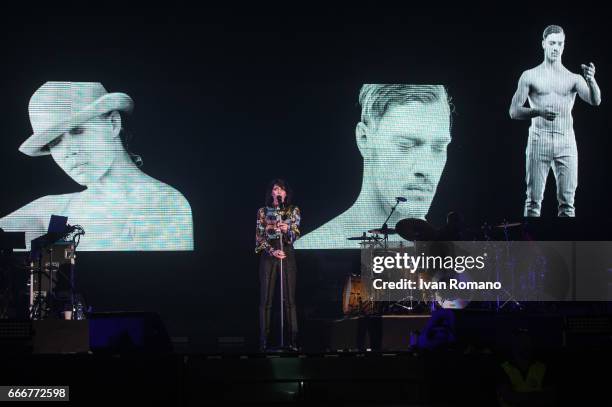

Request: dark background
left=1, top=6, right=610, bottom=349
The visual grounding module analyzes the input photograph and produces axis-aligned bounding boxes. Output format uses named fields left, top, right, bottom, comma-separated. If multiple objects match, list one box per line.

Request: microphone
left=278, top=194, right=285, bottom=209
left=396, top=197, right=407, bottom=202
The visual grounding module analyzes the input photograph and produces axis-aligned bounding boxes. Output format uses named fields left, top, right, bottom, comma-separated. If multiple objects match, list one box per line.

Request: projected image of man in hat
left=0, top=82, right=193, bottom=251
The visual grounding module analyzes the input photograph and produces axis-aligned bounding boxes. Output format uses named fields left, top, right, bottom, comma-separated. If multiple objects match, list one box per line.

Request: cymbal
left=495, top=222, right=522, bottom=228
left=367, top=227, right=397, bottom=235
left=347, top=233, right=381, bottom=241
left=395, top=218, right=437, bottom=241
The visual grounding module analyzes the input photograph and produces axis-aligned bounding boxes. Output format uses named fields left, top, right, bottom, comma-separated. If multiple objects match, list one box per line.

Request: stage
left=1, top=346, right=609, bottom=405
left=1, top=307, right=610, bottom=405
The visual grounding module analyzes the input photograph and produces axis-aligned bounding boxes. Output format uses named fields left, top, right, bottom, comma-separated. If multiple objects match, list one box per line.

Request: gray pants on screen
left=524, top=127, right=578, bottom=217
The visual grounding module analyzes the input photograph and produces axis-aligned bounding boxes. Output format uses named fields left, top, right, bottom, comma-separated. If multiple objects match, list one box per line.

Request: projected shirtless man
left=509, top=25, right=601, bottom=217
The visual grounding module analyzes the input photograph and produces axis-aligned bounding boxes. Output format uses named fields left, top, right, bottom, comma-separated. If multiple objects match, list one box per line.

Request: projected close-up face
left=47, top=113, right=122, bottom=186
left=362, top=100, right=451, bottom=220
left=0, top=81, right=193, bottom=251
left=542, top=32, right=564, bottom=61
left=294, top=84, right=452, bottom=250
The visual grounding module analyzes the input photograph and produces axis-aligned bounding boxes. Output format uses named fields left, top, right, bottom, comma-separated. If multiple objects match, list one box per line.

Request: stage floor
left=1, top=347, right=609, bottom=405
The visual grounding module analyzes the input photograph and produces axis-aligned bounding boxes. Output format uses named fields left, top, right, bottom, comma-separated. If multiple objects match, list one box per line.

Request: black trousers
left=259, top=244, right=298, bottom=345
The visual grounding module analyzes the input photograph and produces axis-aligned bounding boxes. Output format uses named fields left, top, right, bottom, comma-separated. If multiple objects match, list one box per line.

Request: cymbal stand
left=29, top=247, right=52, bottom=320
left=498, top=222, right=521, bottom=310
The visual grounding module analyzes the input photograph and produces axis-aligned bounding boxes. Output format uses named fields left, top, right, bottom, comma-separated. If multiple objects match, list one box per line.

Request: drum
left=342, top=275, right=374, bottom=315
left=431, top=270, right=471, bottom=309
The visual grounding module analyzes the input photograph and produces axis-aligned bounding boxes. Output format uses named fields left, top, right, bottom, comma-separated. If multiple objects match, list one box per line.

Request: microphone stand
left=379, top=198, right=402, bottom=246
left=275, top=197, right=286, bottom=350
left=279, top=221, right=284, bottom=350
left=381, top=198, right=411, bottom=312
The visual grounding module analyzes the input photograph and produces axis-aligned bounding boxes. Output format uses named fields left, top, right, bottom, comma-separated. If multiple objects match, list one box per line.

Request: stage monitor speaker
left=32, top=320, right=89, bottom=353
left=563, top=315, right=612, bottom=348
left=0, top=320, right=33, bottom=354
left=88, top=312, right=171, bottom=354
left=329, top=315, right=430, bottom=351
left=424, top=309, right=564, bottom=350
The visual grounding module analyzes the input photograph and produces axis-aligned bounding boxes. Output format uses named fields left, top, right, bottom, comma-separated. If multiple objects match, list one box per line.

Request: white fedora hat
left=19, top=81, right=134, bottom=157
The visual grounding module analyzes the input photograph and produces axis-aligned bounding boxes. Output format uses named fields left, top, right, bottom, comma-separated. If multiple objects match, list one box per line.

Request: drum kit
left=343, top=217, right=440, bottom=316
left=342, top=204, right=526, bottom=315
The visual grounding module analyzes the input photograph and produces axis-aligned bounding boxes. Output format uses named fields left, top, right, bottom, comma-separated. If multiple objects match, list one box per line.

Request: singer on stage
left=255, top=179, right=301, bottom=351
